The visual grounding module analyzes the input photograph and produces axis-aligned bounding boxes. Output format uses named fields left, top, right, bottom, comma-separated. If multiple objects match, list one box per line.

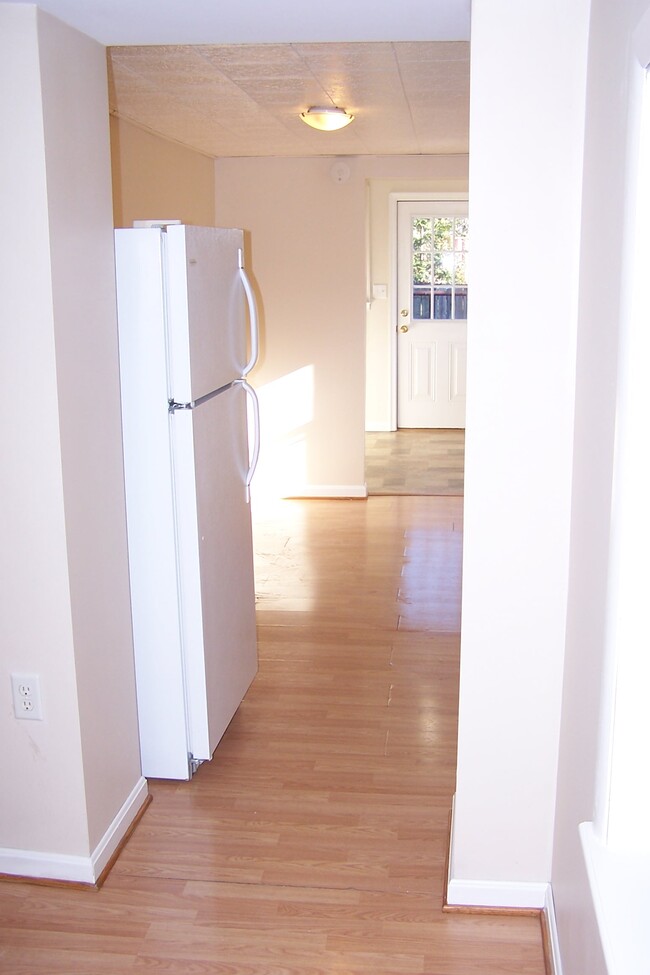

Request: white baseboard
left=446, top=794, right=548, bottom=909
left=365, top=422, right=394, bottom=432
left=283, top=484, right=368, bottom=499
left=545, top=884, right=563, bottom=975
left=446, top=877, right=548, bottom=909
left=90, top=776, right=149, bottom=880
left=0, top=776, right=148, bottom=885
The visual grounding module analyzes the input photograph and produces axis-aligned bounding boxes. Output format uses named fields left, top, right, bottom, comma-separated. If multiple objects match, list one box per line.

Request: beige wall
left=0, top=5, right=143, bottom=875
left=214, top=154, right=468, bottom=496
left=111, top=116, right=216, bottom=228
left=215, top=155, right=368, bottom=496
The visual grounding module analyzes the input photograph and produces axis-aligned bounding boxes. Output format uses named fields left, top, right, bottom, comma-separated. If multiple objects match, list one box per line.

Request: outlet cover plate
left=11, top=673, right=43, bottom=720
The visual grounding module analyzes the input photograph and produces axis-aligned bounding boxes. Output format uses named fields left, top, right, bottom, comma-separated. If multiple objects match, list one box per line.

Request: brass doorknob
left=400, top=309, right=409, bottom=317
left=400, top=324, right=409, bottom=333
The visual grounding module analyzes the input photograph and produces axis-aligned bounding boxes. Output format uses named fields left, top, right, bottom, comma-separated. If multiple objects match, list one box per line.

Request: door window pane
left=411, top=214, right=469, bottom=320
left=434, top=287, right=452, bottom=319
left=412, top=218, right=432, bottom=285
left=454, top=217, right=469, bottom=249
left=455, top=288, right=468, bottom=319
left=413, top=288, right=431, bottom=319
left=434, top=251, right=454, bottom=284
left=434, top=217, right=454, bottom=251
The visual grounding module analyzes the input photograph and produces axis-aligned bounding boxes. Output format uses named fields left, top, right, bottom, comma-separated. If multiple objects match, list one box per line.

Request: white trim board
left=446, top=877, right=548, bottom=909
left=544, top=883, right=564, bottom=975
left=283, top=484, right=368, bottom=499
left=580, top=820, right=650, bottom=975
left=446, top=793, right=548, bottom=909
left=0, top=777, right=148, bottom=885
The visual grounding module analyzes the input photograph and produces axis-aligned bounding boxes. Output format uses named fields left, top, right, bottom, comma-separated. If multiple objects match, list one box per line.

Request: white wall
left=552, top=1, right=650, bottom=972
left=0, top=4, right=143, bottom=879
left=449, top=0, right=591, bottom=905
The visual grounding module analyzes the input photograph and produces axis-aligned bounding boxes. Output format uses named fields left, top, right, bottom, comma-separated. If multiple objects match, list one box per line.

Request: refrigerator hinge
left=188, top=754, right=202, bottom=776
left=168, top=398, right=193, bottom=413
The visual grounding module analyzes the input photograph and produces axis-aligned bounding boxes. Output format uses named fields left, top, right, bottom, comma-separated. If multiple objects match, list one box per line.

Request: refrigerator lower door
left=116, top=227, right=193, bottom=781
left=171, top=382, right=258, bottom=762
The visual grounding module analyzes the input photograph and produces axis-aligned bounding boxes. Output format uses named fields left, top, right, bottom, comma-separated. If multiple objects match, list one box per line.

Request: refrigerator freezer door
left=165, top=225, right=246, bottom=402
left=171, top=382, right=258, bottom=760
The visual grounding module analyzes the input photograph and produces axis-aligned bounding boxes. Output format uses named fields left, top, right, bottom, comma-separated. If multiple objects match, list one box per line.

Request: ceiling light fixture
left=300, top=106, right=354, bottom=131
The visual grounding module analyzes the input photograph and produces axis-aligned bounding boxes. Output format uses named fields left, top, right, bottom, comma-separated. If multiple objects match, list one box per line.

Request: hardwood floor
left=0, top=496, right=546, bottom=974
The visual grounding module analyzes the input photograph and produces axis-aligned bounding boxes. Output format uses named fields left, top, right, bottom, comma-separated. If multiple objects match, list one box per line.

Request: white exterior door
left=396, top=201, right=468, bottom=428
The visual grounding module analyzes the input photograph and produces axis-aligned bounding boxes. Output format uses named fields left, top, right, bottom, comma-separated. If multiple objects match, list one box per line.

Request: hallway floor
left=365, top=430, right=465, bottom=496
left=0, top=497, right=546, bottom=974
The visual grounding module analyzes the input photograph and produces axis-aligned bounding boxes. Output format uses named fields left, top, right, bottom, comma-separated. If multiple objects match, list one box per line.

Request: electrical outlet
left=11, top=674, right=43, bottom=721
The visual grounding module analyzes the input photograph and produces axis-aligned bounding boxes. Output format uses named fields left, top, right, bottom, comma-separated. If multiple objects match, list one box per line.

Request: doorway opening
left=365, top=191, right=468, bottom=495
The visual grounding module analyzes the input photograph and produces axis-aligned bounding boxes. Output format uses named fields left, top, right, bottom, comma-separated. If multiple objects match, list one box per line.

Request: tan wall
left=0, top=5, right=142, bottom=868
left=215, top=154, right=468, bottom=496
left=110, top=117, right=216, bottom=228
left=215, top=155, right=368, bottom=496
left=0, top=4, right=88, bottom=856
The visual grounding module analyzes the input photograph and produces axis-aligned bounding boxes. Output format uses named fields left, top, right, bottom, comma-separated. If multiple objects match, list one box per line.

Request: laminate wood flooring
left=0, top=497, right=545, bottom=974
left=365, top=430, right=465, bottom=496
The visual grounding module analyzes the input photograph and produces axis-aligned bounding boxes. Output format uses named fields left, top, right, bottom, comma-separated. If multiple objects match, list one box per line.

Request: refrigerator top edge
left=116, top=224, right=245, bottom=235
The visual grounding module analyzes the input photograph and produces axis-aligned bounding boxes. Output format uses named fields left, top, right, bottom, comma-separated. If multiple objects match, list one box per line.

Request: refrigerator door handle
left=168, top=380, right=232, bottom=412
left=237, top=379, right=260, bottom=503
left=238, top=248, right=259, bottom=377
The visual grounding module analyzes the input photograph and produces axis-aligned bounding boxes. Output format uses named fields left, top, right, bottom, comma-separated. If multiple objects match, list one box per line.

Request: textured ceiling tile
left=197, top=44, right=307, bottom=79
left=107, top=40, right=469, bottom=159
left=394, top=40, right=469, bottom=63
left=399, top=55, right=469, bottom=88
left=292, top=41, right=395, bottom=68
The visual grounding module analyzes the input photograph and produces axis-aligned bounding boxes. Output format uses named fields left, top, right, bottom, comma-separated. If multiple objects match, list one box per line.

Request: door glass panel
left=411, top=214, right=469, bottom=320
left=454, top=217, right=469, bottom=249
left=434, top=251, right=454, bottom=284
left=434, top=217, right=454, bottom=251
left=413, top=287, right=432, bottom=319
left=434, top=287, right=452, bottom=319
left=412, top=218, right=432, bottom=320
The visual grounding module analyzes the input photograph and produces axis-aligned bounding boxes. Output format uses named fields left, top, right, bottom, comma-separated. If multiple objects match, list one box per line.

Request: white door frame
left=388, top=192, right=469, bottom=430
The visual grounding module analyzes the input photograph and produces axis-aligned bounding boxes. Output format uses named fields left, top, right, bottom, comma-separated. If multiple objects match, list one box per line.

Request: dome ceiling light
left=300, top=106, right=354, bottom=131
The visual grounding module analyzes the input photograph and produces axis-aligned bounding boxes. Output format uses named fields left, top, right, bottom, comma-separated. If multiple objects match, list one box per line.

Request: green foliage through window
left=411, top=215, right=469, bottom=320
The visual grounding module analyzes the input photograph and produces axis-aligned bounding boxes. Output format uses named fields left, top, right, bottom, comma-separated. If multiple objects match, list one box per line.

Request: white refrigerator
left=115, top=224, right=260, bottom=780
